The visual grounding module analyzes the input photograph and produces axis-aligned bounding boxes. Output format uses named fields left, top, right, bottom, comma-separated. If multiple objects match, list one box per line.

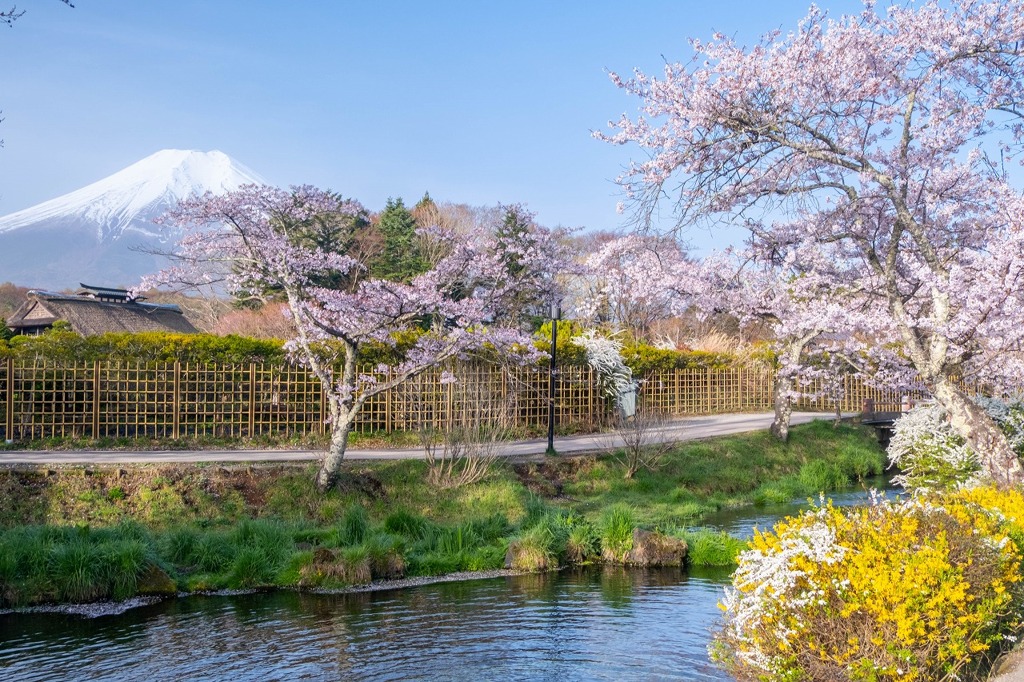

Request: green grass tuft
left=680, top=529, right=746, bottom=567
left=599, top=505, right=636, bottom=560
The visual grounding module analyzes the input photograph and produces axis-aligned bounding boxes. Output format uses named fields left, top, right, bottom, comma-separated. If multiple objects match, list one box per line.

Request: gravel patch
left=0, top=596, right=165, bottom=618
left=309, top=569, right=527, bottom=594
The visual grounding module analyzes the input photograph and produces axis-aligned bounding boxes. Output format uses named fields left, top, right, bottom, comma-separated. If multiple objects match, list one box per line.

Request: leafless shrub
left=603, top=400, right=676, bottom=479
left=420, top=422, right=507, bottom=489
left=403, top=365, right=518, bottom=488
left=210, top=301, right=297, bottom=338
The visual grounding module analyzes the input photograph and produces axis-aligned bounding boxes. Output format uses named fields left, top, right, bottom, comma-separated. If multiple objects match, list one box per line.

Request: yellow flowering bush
left=712, top=488, right=1024, bottom=681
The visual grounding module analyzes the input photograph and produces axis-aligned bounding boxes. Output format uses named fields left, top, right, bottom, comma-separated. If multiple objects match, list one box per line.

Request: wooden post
left=447, top=372, right=455, bottom=429
left=706, top=368, right=712, bottom=413
left=92, top=360, right=100, bottom=438
left=385, top=369, right=393, bottom=433
left=172, top=361, right=181, bottom=439
left=4, top=356, right=13, bottom=441
left=321, top=382, right=328, bottom=435
left=863, top=398, right=875, bottom=419
left=248, top=363, right=257, bottom=437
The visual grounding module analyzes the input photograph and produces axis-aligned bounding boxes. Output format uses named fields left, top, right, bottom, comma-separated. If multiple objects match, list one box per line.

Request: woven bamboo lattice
left=0, top=358, right=980, bottom=442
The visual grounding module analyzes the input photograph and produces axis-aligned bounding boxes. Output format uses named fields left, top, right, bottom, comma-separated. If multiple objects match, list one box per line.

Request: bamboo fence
left=0, top=357, right=941, bottom=442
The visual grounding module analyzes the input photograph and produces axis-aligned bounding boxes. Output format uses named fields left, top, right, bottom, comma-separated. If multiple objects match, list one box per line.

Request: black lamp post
left=546, top=301, right=561, bottom=455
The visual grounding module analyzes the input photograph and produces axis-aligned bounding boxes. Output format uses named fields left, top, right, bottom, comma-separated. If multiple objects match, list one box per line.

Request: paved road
left=0, top=412, right=845, bottom=465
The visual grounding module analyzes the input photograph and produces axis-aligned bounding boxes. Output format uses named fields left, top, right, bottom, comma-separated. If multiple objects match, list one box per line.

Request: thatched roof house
left=7, top=284, right=198, bottom=336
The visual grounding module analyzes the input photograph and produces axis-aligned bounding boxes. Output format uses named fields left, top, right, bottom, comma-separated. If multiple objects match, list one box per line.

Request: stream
left=0, top=478, right=896, bottom=681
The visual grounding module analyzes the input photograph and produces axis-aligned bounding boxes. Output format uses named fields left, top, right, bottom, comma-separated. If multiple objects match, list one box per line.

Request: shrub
left=532, top=319, right=589, bottom=366
left=888, top=398, right=1024, bottom=493
left=0, top=328, right=435, bottom=366
left=713, top=488, right=1024, bottom=681
left=888, top=405, right=980, bottom=492
left=622, top=345, right=736, bottom=374
left=2, top=330, right=286, bottom=364
left=621, top=345, right=684, bottom=374
left=974, top=395, right=1024, bottom=453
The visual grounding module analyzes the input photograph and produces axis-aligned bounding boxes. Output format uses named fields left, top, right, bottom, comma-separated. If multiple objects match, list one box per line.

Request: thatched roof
left=7, top=287, right=198, bottom=336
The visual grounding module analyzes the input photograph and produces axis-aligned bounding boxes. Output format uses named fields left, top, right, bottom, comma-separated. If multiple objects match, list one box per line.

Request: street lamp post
left=546, top=301, right=561, bottom=455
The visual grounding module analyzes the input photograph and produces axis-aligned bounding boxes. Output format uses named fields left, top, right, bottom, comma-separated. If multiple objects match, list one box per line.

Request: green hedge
left=1, top=324, right=740, bottom=371
left=0, top=327, right=460, bottom=367
left=0, top=330, right=285, bottom=364
left=621, top=345, right=734, bottom=373
left=533, top=320, right=737, bottom=373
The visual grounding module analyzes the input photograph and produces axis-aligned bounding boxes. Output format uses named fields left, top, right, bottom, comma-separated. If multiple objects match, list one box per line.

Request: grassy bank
left=0, top=421, right=885, bottom=607
left=521, top=420, right=885, bottom=527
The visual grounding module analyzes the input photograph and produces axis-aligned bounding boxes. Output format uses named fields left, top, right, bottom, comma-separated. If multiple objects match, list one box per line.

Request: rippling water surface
left=0, top=567, right=733, bottom=681
left=702, top=475, right=896, bottom=539
left=0, top=482, right=893, bottom=681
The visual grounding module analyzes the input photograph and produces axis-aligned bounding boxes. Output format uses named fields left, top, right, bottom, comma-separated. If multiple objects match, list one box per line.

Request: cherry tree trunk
left=315, top=418, right=353, bottom=492
left=769, top=336, right=813, bottom=443
left=931, top=379, right=1024, bottom=488
left=769, top=372, right=794, bottom=442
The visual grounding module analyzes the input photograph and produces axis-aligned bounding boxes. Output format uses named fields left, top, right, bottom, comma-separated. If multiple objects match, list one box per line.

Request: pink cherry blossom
left=146, top=185, right=567, bottom=489
left=601, top=0, right=1024, bottom=485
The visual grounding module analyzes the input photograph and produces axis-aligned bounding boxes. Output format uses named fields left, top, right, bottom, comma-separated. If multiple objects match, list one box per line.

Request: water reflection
left=0, top=568, right=733, bottom=681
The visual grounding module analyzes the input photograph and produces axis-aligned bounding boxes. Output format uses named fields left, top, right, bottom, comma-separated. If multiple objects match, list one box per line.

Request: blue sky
left=0, top=0, right=864, bottom=251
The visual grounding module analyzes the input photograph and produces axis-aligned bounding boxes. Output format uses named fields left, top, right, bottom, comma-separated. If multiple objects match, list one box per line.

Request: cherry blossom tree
left=699, top=249, right=831, bottom=441
left=585, top=235, right=857, bottom=441
left=600, top=0, right=1024, bottom=485
left=144, top=185, right=565, bottom=490
left=579, top=234, right=691, bottom=339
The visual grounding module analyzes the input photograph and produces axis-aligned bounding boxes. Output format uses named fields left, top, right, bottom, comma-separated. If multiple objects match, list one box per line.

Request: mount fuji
left=0, top=149, right=265, bottom=289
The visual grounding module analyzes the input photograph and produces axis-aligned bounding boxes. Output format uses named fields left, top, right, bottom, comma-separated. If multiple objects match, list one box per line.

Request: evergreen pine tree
left=372, top=197, right=428, bottom=282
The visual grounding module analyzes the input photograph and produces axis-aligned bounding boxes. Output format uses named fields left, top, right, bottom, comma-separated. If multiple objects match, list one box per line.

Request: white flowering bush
left=888, top=398, right=1024, bottom=493
left=573, top=330, right=633, bottom=399
left=887, top=405, right=980, bottom=492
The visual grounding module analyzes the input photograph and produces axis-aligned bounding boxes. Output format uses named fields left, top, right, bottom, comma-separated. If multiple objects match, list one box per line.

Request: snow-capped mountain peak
left=0, top=149, right=265, bottom=241
left=0, top=149, right=267, bottom=289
